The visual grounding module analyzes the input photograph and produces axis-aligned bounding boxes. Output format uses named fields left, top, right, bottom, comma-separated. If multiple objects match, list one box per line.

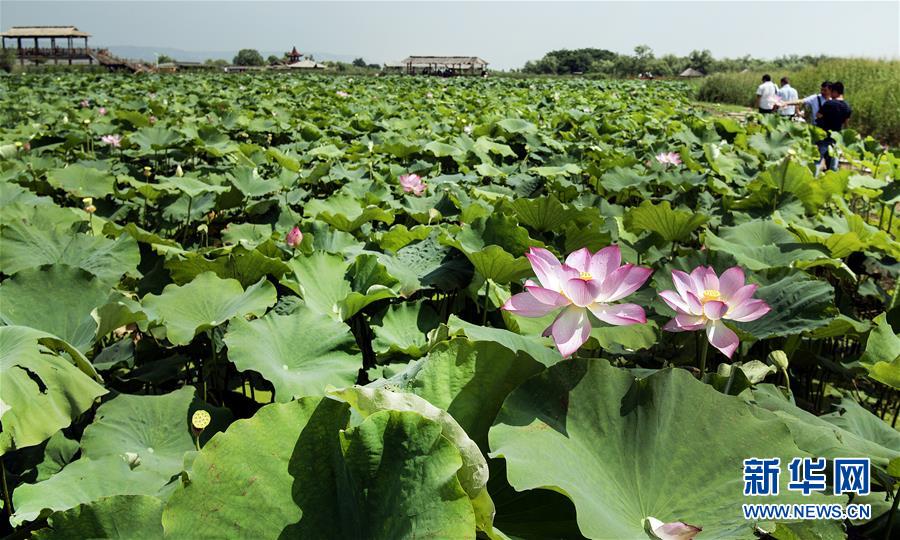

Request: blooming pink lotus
left=502, top=246, right=652, bottom=358
left=336, top=91, right=350, bottom=98
left=399, top=174, right=426, bottom=196
left=285, top=226, right=303, bottom=248
left=659, top=266, right=770, bottom=358
left=646, top=517, right=701, bottom=540
left=101, top=134, right=122, bottom=148
left=149, top=116, right=158, bottom=124
left=80, top=99, right=90, bottom=108
left=98, top=107, right=108, bottom=116
left=655, top=152, right=682, bottom=166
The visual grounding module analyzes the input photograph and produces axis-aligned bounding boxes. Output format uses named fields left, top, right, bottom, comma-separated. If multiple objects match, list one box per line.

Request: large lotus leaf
left=164, top=398, right=475, bottom=538
left=33, top=495, right=164, bottom=540
left=305, top=194, right=394, bottom=232
left=224, top=305, right=361, bottom=400
left=598, top=166, right=652, bottom=192
left=749, top=385, right=900, bottom=470
left=859, top=313, right=900, bottom=389
left=0, top=326, right=106, bottom=455
left=376, top=239, right=473, bottom=295
left=0, top=224, right=139, bottom=280
left=165, top=245, right=291, bottom=288
left=506, top=309, right=659, bottom=354
left=0, top=265, right=113, bottom=351
left=80, top=387, right=196, bottom=479
left=425, top=140, right=464, bottom=158
left=228, top=166, right=280, bottom=197
left=371, top=300, right=440, bottom=357
left=327, top=386, right=488, bottom=533
left=447, top=314, right=560, bottom=367
left=489, top=360, right=840, bottom=539
left=735, top=272, right=834, bottom=339
left=497, top=118, right=537, bottom=135
left=141, top=272, right=276, bottom=345
left=451, top=214, right=540, bottom=257
left=704, top=221, right=834, bottom=271
left=284, top=252, right=351, bottom=319
left=510, top=195, right=575, bottom=233
left=46, top=164, right=115, bottom=198
left=160, top=175, right=229, bottom=199
left=624, top=200, right=708, bottom=243
left=10, top=455, right=169, bottom=526
left=744, top=160, right=846, bottom=214
left=464, top=245, right=533, bottom=284
left=129, top=126, right=182, bottom=150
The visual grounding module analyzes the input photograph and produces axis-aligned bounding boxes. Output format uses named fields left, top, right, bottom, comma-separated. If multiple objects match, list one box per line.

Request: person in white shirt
left=755, top=74, right=779, bottom=114
left=780, top=81, right=832, bottom=124
left=776, top=77, right=799, bottom=117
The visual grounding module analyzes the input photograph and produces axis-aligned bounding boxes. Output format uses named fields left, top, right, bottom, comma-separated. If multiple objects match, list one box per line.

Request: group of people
left=755, top=75, right=852, bottom=173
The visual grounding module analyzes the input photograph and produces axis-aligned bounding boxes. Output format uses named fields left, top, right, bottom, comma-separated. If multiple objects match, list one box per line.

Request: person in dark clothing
left=815, top=81, right=851, bottom=174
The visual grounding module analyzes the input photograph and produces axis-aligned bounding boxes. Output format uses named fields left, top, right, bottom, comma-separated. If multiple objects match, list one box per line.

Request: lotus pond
left=0, top=73, right=898, bottom=539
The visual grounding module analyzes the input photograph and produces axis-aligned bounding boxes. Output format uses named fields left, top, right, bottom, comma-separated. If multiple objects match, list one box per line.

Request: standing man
left=777, top=77, right=798, bottom=118
left=755, top=74, right=779, bottom=114
left=815, top=81, right=851, bottom=173
left=781, top=81, right=831, bottom=124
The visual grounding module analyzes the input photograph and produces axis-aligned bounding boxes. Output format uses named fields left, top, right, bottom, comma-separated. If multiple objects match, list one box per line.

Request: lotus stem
left=1, top=460, right=12, bottom=517
left=482, top=279, right=490, bottom=325
left=886, top=484, right=900, bottom=540
left=698, top=337, right=709, bottom=380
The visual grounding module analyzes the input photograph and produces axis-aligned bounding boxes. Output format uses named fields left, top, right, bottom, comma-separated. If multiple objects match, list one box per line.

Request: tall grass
left=697, top=59, right=900, bottom=144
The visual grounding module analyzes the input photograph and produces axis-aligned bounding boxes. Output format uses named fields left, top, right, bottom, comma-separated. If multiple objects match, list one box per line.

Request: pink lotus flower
left=660, top=266, right=770, bottom=358
left=80, top=99, right=90, bottom=108
left=149, top=116, right=158, bottom=124
left=655, top=152, right=682, bottom=166
left=502, top=246, right=652, bottom=358
left=98, top=107, right=107, bottom=116
left=285, top=226, right=303, bottom=248
left=336, top=91, right=349, bottom=98
left=646, top=517, right=701, bottom=540
left=101, top=134, right=122, bottom=148
left=399, top=174, right=426, bottom=196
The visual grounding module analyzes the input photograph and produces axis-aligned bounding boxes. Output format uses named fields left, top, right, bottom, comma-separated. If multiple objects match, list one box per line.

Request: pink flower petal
left=684, top=291, right=704, bottom=315
left=588, top=245, right=621, bottom=282
left=663, top=312, right=706, bottom=332
left=525, top=284, right=570, bottom=307
left=689, top=266, right=709, bottom=294
left=562, top=278, right=600, bottom=307
left=502, top=291, right=564, bottom=318
left=597, top=264, right=652, bottom=302
left=702, top=266, right=719, bottom=291
left=550, top=306, right=592, bottom=358
left=564, top=247, right=592, bottom=274
left=672, top=270, right=696, bottom=299
left=703, top=300, right=728, bottom=320
left=589, top=303, right=646, bottom=325
left=658, top=290, right=689, bottom=313
left=718, top=267, right=746, bottom=298
left=727, top=299, right=770, bottom=322
left=526, top=248, right=563, bottom=291
left=647, top=517, right=702, bottom=540
left=707, top=320, right=739, bottom=358
left=727, top=283, right=758, bottom=310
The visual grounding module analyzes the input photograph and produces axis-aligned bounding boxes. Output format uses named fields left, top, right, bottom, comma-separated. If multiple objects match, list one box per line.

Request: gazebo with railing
left=1, top=26, right=94, bottom=66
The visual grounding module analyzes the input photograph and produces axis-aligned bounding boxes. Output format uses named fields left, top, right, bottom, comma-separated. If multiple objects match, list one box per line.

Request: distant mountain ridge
left=99, top=45, right=367, bottom=64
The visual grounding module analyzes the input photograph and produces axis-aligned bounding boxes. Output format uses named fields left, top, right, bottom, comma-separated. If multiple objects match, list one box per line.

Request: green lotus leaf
left=308, top=143, right=344, bottom=159
left=227, top=166, right=280, bottom=197
left=859, top=313, right=900, bottom=389
left=165, top=245, right=290, bottom=288
left=33, top=495, right=164, bottom=540
left=371, top=300, right=440, bottom=357
left=425, top=140, right=464, bottom=158
left=0, top=224, right=140, bottom=280
left=284, top=252, right=352, bottom=319
left=0, top=264, right=114, bottom=351
left=162, top=175, right=230, bottom=199
left=224, top=305, right=361, bottom=400
left=129, top=126, right=182, bottom=150
left=497, top=118, right=537, bottom=135
left=142, top=272, right=276, bottom=345
left=47, top=164, right=116, bottom=198
left=305, top=193, right=394, bottom=231
left=80, top=387, right=196, bottom=480
left=704, top=221, right=834, bottom=271
left=624, top=200, right=708, bottom=243
left=598, top=166, right=652, bottom=192
left=375, top=224, right=432, bottom=252
left=447, top=314, right=560, bottom=367
left=489, top=360, right=840, bottom=539
left=0, top=326, right=107, bottom=456
left=510, top=195, right=576, bottom=233
left=735, top=272, right=834, bottom=339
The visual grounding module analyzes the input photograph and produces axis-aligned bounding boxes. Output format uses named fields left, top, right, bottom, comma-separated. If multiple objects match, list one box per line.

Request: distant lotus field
left=0, top=73, right=898, bottom=539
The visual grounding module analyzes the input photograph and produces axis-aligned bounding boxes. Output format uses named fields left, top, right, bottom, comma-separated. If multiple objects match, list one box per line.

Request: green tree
left=688, top=49, right=714, bottom=74
left=157, top=54, right=175, bottom=64
left=352, top=58, right=367, bottom=68
left=233, top=49, right=265, bottom=66
left=267, top=55, right=281, bottom=65
left=204, top=59, right=229, bottom=67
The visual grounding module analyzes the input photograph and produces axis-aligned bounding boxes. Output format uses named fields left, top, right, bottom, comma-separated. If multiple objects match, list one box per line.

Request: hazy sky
left=2, top=1, right=898, bottom=68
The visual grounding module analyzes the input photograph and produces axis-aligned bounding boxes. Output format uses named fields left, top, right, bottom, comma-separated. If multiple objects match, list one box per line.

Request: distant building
left=1, top=26, right=93, bottom=66
left=399, top=56, right=489, bottom=76
left=286, top=46, right=302, bottom=63
left=274, top=59, right=327, bottom=70
left=679, top=68, right=705, bottom=78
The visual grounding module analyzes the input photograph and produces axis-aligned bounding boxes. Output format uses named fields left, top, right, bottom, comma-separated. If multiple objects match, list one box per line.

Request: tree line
left=521, top=46, right=829, bottom=77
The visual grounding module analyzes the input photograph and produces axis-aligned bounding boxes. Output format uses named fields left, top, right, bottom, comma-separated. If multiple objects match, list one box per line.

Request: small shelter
left=286, top=46, right=302, bottom=63
left=1, top=26, right=93, bottom=65
left=679, top=67, right=705, bottom=78
left=400, top=56, right=488, bottom=76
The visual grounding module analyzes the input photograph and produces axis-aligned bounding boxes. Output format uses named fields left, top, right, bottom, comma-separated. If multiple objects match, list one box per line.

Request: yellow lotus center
left=701, top=289, right=721, bottom=302
left=579, top=272, right=592, bottom=281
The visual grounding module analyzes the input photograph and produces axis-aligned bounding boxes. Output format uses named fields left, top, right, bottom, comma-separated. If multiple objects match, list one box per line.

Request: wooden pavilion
left=400, top=56, right=488, bottom=76
left=1, top=26, right=94, bottom=65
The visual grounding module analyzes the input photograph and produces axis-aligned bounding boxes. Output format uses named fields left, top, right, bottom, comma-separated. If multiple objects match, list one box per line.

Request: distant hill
left=99, top=45, right=365, bottom=65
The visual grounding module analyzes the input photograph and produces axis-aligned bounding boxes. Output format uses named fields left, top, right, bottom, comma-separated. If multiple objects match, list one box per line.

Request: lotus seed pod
left=768, top=350, right=789, bottom=371
left=192, top=410, right=211, bottom=430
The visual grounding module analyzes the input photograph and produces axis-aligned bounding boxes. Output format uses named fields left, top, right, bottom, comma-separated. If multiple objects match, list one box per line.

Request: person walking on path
left=755, top=74, right=779, bottom=114
left=776, top=77, right=799, bottom=118
left=780, top=81, right=831, bottom=125
left=815, top=81, right=851, bottom=174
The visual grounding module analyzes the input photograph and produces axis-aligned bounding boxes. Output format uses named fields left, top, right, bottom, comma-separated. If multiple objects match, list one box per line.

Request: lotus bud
left=286, top=226, right=303, bottom=248
left=14, top=141, right=22, bottom=148
left=143, top=166, right=152, bottom=177
left=367, top=140, right=374, bottom=153
left=84, top=204, right=96, bottom=214
left=122, top=452, right=141, bottom=470
left=83, top=119, right=91, bottom=125
left=63, top=115, right=69, bottom=124
left=198, top=224, right=208, bottom=234
left=175, top=164, right=184, bottom=177
left=768, top=350, right=789, bottom=371
left=82, top=197, right=93, bottom=206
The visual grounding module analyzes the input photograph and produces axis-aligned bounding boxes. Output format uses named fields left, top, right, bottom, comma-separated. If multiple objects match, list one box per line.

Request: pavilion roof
left=400, top=56, right=488, bottom=67
left=1, top=26, right=91, bottom=38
